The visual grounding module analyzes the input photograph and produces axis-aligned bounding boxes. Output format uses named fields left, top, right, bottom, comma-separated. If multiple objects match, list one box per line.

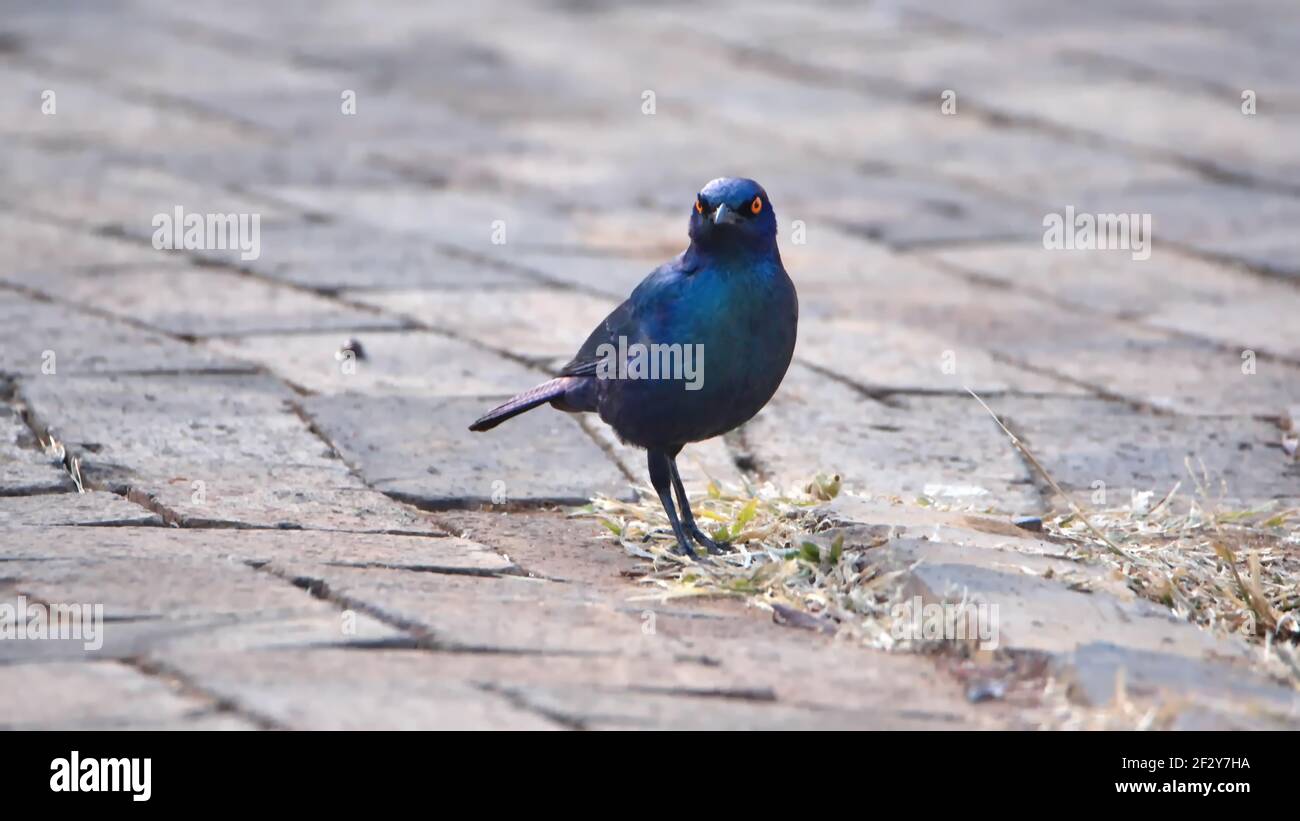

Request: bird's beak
left=713, top=203, right=741, bottom=225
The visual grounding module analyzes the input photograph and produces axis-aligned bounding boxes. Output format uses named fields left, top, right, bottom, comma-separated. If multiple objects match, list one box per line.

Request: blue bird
left=470, top=178, right=798, bottom=557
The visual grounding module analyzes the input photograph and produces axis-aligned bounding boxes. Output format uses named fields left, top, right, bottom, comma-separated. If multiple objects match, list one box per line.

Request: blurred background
left=0, top=0, right=1297, bottom=730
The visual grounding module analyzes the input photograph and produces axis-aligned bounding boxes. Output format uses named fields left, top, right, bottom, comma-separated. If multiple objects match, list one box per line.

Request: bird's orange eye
left=695, top=199, right=704, bottom=214
left=750, top=196, right=763, bottom=214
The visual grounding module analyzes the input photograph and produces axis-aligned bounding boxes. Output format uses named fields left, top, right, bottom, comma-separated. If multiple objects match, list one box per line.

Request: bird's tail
left=468, top=377, right=576, bottom=432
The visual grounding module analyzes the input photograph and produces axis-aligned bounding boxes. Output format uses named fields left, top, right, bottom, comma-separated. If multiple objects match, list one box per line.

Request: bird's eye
left=750, top=196, right=763, bottom=215
left=695, top=197, right=705, bottom=214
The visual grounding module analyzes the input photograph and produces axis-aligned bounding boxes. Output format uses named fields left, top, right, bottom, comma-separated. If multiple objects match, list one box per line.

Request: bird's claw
left=689, top=526, right=730, bottom=555
left=672, top=536, right=716, bottom=564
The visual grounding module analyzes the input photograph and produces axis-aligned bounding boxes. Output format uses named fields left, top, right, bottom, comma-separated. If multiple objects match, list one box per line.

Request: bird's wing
left=559, top=297, right=637, bottom=377
left=558, top=256, right=692, bottom=377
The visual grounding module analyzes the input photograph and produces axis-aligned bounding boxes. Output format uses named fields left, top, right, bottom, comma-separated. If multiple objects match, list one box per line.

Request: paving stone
left=996, top=396, right=1298, bottom=509
left=802, top=171, right=1047, bottom=250
left=0, top=154, right=301, bottom=234
left=683, top=8, right=1066, bottom=87
left=258, top=185, right=584, bottom=252
left=0, top=211, right=180, bottom=277
left=1058, top=641, right=1300, bottom=720
left=889, top=127, right=1199, bottom=204
left=156, top=648, right=562, bottom=730
left=207, top=330, right=542, bottom=396
left=0, top=291, right=247, bottom=377
left=156, top=139, right=406, bottom=189
left=1072, top=181, right=1300, bottom=253
left=781, top=225, right=956, bottom=289
left=797, top=314, right=1081, bottom=396
left=494, top=683, right=971, bottom=730
left=254, top=557, right=1014, bottom=726
left=0, top=491, right=162, bottom=527
left=13, top=267, right=403, bottom=338
left=821, top=274, right=1300, bottom=417
left=3, top=554, right=352, bottom=621
left=430, top=509, right=652, bottom=588
left=876, top=541, right=1247, bottom=662
left=0, top=59, right=262, bottom=170
left=824, top=495, right=1132, bottom=597
left=303, top=393, right=632, bottom=508
left=794, top=251, right=1085, bottom=338
left=978, top=76, right=1300, bottom=188
left=480, top=248, right=667, bottom=301
left=1167, top=704, right=1300, bottom=731
left=463, top=115, right=780, bottom=223
left=3, top=7, right=322, bottom=97
left=258, top=563, right=640, bottom=655
left=1039, top=24, right=1300, bottom=114
left=1141, top=291, right=1300, bottom=361
left=0, top=405, right=71, bottom=495
left=0, top=525, right=513, bottom=575
left=1023, top=332, right=1299, bottom=418
left=193, top=221, right=533, bottom=292
left=0, top=660, right=259, bottom=730
left=1192, top=228, right=1300, bottom=282
left=922, top=241, right=1300, bottom=359
left=350, top=287, right=618, bottom=363
left=742, top=363, right=1043, bottom=512
left=197, top=83, right=510, bottom=158
left=0, top=552, right=400, bottom=663
left=18, top=373, right=440, bottom=532
left=398, top=625, right=1026, bottom=727
left=634, top=42, right=1196, bottom=202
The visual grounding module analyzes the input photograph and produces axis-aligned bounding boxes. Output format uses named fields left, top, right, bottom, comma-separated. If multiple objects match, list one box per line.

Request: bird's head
left=688, top=177, right=777, bottom=253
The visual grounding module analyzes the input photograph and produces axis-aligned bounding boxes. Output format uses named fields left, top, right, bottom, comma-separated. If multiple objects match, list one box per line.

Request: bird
left=469, top=178, right=798, bottom=558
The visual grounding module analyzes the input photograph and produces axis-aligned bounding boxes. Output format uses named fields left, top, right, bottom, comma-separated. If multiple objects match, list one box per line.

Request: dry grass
left=571, top=394, right=1300, bottom=711
left=571, top=467, right=1300, bottom=670
left=572, top=474, right=927, bottom=649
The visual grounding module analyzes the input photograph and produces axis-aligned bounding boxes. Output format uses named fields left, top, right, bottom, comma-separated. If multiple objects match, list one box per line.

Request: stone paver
left=17, top=267, right=406, bottom=338
left=17, top=373, right=441, bottom=532
left=0, top=291, right=248, bottom=377
left=0, top=492, right=164, bottom=528
left=0, top=661, right=259, bottom=730
left=0, top=210, right=182, bottom=276
left=0, top=405, right=71, bottom=495
left=153, top=649, right=565, bottom=731
left=1, top=0, right=1297, bottom=730
left=350, top=288, right=620, bottom=364
left=193, top=221, right=534, bottom=292
left=302, top=394, right=634, bottom=508
left=743, top=363, right=1044, bottom=512
left=999, top=396, right=1299, bottom=508
left=207, top=330, right=543, bottom=397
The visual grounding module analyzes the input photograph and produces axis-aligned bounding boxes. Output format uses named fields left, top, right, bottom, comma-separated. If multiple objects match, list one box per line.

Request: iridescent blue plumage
left=471, top=178, right=798, bottom=557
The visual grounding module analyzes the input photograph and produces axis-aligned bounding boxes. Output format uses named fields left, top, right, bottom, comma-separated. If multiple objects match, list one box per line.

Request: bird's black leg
left=667, top=452, right=728, bottom=554
left=647, top=449, right=698, bottom=558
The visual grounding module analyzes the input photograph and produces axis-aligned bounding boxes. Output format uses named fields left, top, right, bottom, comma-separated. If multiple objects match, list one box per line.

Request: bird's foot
left=674, top=541, right=700, bottom=559
left=673, top=533, right=717, bottom=563
left=649, top=528, right=702, bottom=560
left=689, top=526, right=731, bottom=555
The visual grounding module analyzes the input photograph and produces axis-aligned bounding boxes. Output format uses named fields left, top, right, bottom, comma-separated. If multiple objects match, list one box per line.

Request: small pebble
left=965, top=679, right=1007, bottom=703
left=336, top=338, right=367, bottom=361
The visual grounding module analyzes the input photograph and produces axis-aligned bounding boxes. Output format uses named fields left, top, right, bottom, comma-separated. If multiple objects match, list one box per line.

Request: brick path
left=1, top=0, right=1297, bottom=729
